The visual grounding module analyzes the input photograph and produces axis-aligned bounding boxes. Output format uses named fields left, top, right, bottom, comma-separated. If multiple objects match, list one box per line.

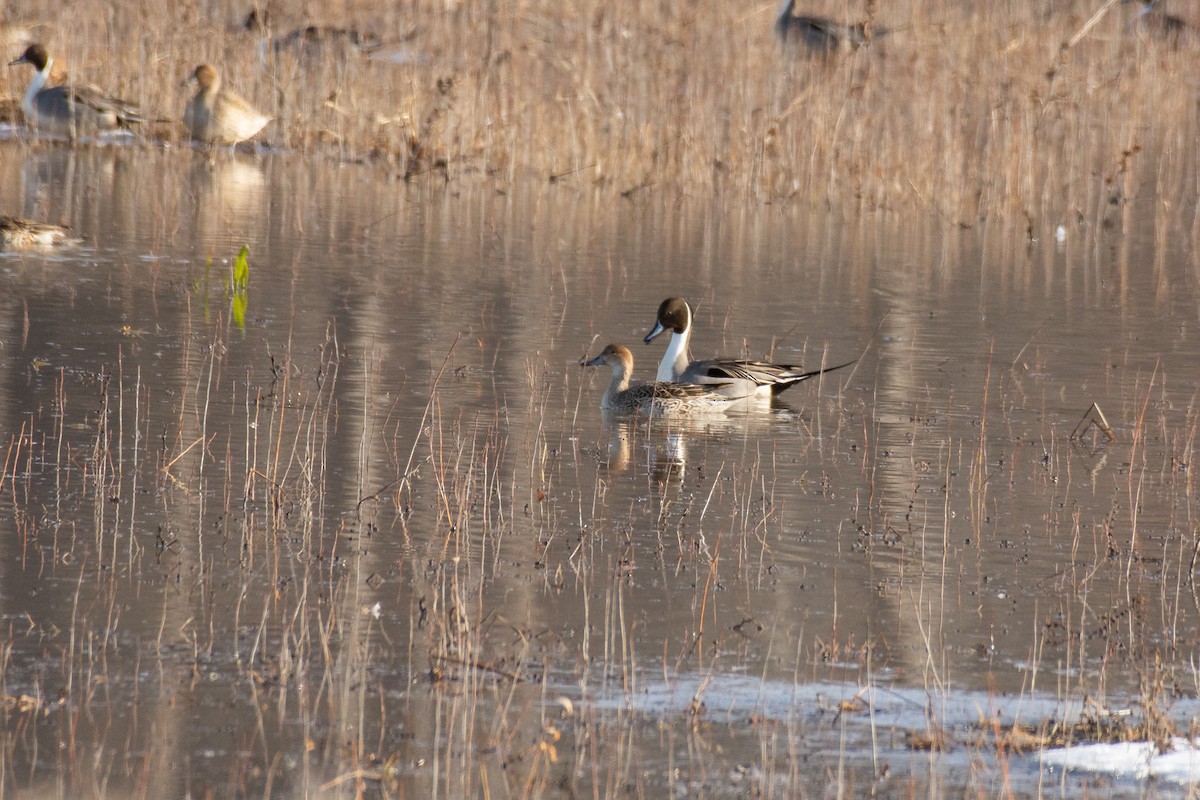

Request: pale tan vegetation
left=2, top=0, right=1196, bottom=228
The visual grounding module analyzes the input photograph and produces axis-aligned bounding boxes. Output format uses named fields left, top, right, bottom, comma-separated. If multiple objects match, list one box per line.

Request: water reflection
left=0, top=142, right=1197, bottom=797
left=189, top=152, right=267, bottom=246
left=597, top=417, right=694, bottom=491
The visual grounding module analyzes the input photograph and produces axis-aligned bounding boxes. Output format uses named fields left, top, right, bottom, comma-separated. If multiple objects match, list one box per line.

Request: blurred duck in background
left=183, top=64, right=271, bottom=146
left=243, top=8, right=382, bottom=58
left=9, top=44, right=146, bottom=136
left=774, top=0, right=887, bottom=53
left=0, top=215, right=81, bottom=248
left=1123, top=0, right=1191, bottom=45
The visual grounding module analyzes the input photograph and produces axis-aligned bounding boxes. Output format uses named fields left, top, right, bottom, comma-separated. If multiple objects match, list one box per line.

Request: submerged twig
left=1070, top=402, right=1115, bottom=442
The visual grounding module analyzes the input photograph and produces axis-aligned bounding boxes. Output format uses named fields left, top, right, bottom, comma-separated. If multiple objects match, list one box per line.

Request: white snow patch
left=1040, top=738, right=1200, bottom=785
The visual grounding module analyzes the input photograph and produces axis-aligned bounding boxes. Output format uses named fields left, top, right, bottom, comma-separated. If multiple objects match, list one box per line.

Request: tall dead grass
left=3, top=0, right=1196, bottom=227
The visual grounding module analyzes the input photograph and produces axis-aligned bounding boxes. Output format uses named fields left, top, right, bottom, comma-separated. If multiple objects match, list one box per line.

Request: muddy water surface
left=0, top=143, right=1198, bottom=798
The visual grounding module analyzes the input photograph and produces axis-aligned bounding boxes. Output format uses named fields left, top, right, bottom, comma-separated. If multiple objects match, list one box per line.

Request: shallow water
left=0, top=141, right=1198, bottom=798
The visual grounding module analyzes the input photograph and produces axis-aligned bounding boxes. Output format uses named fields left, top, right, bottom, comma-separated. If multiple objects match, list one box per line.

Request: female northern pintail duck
left=0, top=215, right=81, bottom=248
left=9, top=44, right=146, bottom=136
left=183, top=64, right=272, bottom=145
left=644, top=297, right=854, bottom=398
left=774, top=0, right=886, bottom=51
left=583, top=344, right=749, bottom=415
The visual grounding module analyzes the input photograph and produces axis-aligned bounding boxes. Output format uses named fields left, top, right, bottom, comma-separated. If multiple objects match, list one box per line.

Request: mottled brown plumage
left=0, top=215, right=81, bottom=248
left=583, top=344, right=750, bottom=415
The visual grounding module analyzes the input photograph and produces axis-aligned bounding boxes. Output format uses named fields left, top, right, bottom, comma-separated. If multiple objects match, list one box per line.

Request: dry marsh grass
left=2, top=0, right=1196, bottom=228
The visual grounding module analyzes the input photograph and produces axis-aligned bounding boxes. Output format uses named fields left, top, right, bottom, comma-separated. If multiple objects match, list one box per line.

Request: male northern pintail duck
left=644, top=297, right=854, bottom=399
left=9, top=44, right=146, bottom=136
left=774, top=0, right=887, bottom=51
left=583, top=344, right=750, bottom=415
left=0, top=215, right=81, bottom=248
left=183, top=64, right=272, bottom=146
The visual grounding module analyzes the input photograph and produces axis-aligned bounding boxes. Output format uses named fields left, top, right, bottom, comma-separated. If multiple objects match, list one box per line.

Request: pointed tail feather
left=772, top=358, right=857, bottom=395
